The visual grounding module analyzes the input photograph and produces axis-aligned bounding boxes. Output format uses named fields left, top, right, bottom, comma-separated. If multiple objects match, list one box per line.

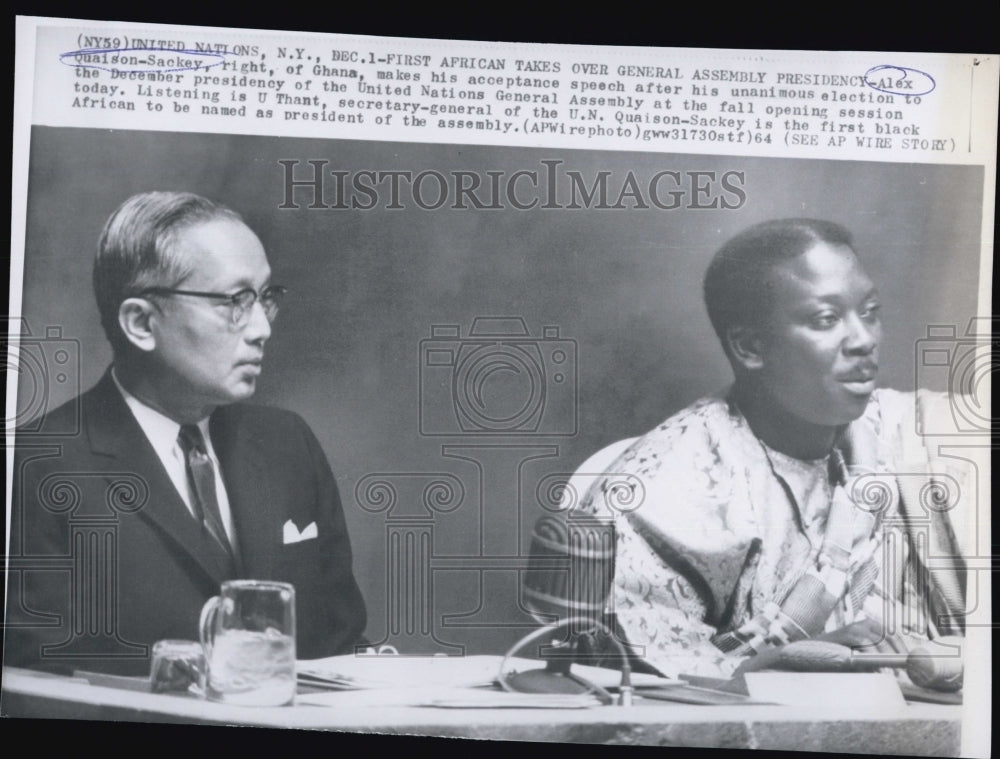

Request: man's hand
left=732, top=619, right=894, bottom=677
left=813, top=618, right=895, bottom=650
left=732, top=645, right=783, bottom=676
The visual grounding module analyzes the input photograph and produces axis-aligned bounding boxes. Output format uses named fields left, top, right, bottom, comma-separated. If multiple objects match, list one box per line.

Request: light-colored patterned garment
left=575, top=388, right=970, bottom=678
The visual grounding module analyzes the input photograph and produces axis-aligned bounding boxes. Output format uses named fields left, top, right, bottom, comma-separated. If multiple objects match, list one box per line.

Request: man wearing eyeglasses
left=6, top=191, right=367, bottom=675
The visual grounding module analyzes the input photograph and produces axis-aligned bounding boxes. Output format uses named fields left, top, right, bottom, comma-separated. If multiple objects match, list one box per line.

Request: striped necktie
left=177, top=423, right=236, bottom=563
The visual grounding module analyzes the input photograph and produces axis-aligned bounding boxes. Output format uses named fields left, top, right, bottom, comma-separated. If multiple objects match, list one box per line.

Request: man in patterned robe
left=570, top=219, right=970, bottom=679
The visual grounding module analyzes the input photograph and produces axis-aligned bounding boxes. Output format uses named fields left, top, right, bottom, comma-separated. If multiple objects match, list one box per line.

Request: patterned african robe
left=574, top=389, right=972, bottom=678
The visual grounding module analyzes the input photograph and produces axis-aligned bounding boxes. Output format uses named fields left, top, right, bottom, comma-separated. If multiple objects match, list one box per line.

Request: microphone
left=522, top=514, right=615, bottom=630
left=776, top=638, right=964, bottom=692
left=504, top=514, right=632, bottom=704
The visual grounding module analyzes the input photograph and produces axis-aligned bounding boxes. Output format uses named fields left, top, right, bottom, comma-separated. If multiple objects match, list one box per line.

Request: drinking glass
left=199, top=580, right=296, bottom=706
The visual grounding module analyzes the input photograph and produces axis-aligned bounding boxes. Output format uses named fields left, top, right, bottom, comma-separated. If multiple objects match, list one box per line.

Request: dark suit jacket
left=4, top=370, right=367, bottom=675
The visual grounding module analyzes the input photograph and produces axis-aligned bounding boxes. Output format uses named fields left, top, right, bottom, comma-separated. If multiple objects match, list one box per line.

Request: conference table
left=1, top=664, right=964, bottom=755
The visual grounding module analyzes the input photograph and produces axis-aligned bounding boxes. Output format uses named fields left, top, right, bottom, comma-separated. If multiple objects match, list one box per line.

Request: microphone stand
left=498, top=616, right=633, bottom=706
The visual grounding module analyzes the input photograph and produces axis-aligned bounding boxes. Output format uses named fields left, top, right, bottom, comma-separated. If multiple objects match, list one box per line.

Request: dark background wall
left=17, top=127, right=984, bottom=654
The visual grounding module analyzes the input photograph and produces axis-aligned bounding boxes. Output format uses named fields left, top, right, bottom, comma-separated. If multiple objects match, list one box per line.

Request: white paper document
left=6, top=15, right=995, bottom=757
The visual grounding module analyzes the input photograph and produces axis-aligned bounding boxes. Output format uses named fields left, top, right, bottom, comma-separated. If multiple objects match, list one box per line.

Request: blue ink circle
left=59, top=47, right=230, bottom=75
left=863, top=65, right=936, bottom=97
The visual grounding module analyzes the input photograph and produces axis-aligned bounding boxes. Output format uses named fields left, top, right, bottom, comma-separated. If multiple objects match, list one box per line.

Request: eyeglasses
left=138, top=285, right=288, bottom=327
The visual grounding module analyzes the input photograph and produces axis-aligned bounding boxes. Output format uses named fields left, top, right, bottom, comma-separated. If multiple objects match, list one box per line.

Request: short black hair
left=93, top=191, right=244, bottom=356
left=703, top=218, right=855, bottom=352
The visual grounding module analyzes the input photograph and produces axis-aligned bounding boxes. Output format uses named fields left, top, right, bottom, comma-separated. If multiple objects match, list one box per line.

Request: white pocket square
left=283, top=519, right=318, bottom=544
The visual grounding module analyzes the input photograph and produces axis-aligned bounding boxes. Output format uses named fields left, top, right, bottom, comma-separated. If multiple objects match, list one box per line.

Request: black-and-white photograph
left=5, top=17, right=995, bottom=758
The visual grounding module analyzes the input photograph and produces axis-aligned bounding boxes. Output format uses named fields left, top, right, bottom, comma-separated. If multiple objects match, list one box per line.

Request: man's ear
left=118, top=298, right=158, bottom=353
left=726, top=325, right=765, bottom=371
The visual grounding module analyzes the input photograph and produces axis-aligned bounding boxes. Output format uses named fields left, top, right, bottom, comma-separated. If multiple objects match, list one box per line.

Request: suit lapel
left=210, top=406, right=275, bottom=580
left=86, top=371, right=234, bottom=587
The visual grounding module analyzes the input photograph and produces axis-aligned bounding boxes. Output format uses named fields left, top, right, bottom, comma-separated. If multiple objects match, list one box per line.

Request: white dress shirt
left=111, top=368, right=238, bottom=549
